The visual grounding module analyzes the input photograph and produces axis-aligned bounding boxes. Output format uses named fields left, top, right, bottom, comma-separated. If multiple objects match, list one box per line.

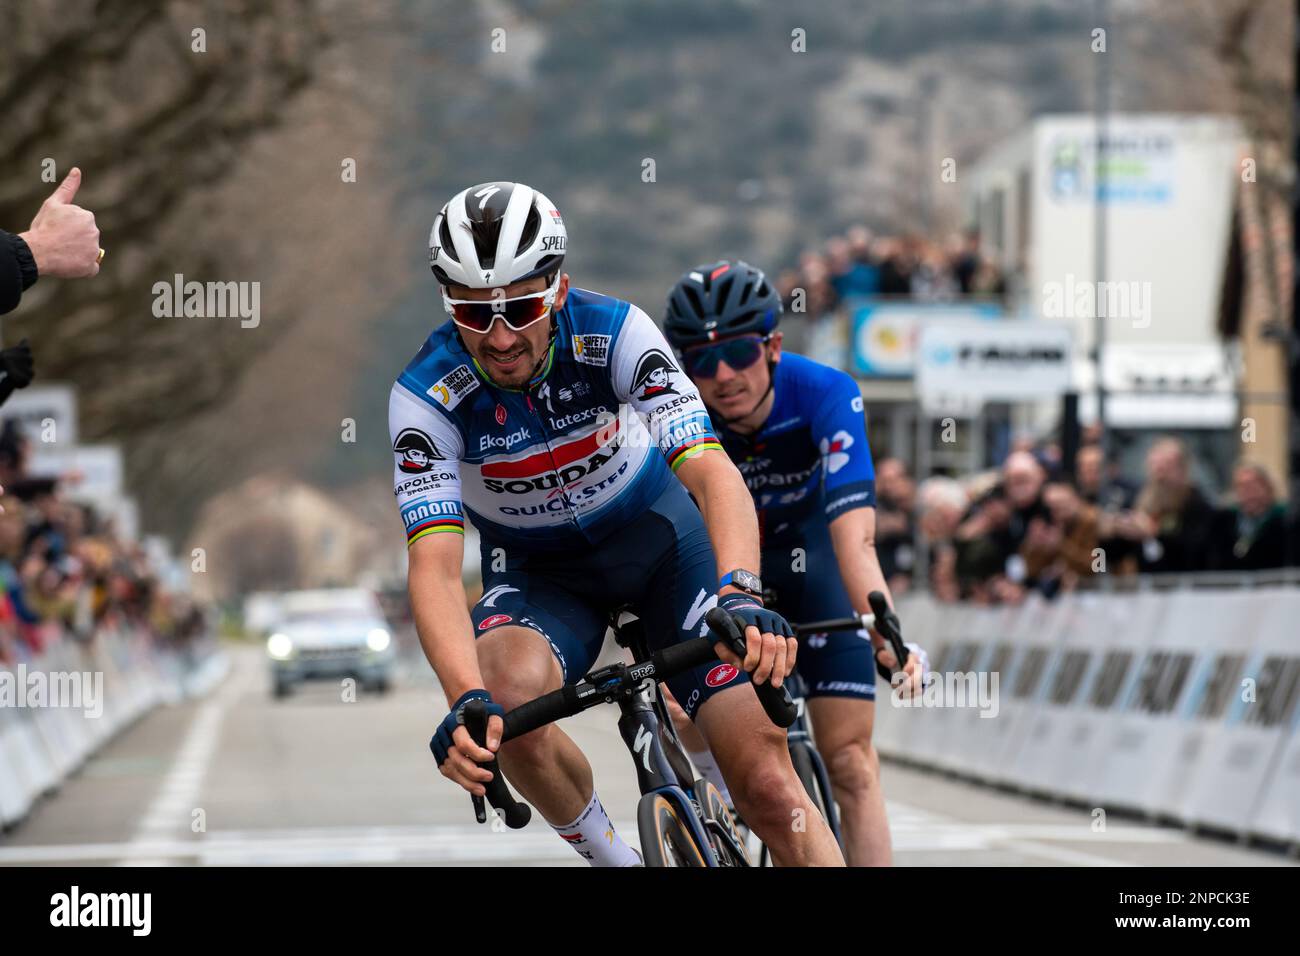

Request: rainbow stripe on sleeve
left=406, top=514, right=465, bottom=545
left=667, top=437, right=723, bottom=472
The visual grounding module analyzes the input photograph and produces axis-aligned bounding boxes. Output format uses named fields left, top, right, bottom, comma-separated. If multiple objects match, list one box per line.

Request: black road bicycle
left=461, top=605, right=797, bottom=867
left=749, top=590, right=908, bottom=866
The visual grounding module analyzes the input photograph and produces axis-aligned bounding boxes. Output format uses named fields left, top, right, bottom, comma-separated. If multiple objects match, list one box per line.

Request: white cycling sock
left=687, top=747, right=733, bottom=805
left=552, top=792, right=641, bottom=867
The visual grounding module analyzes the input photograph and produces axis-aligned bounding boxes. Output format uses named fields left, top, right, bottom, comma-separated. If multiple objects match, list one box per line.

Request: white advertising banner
left=916, top=321, right=1073, bottom=413
left=1, top=384, right=79, bottom=446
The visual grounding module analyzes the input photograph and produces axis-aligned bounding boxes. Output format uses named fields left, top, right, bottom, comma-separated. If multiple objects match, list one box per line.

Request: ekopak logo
left=705, top=663, right=740, bottom=687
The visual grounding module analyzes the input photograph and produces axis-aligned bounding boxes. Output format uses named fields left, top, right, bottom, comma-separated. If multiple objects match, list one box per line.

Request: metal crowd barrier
left=0, top=630, right=227, bottom=829
left=877, top=577, right=1300, bottom=846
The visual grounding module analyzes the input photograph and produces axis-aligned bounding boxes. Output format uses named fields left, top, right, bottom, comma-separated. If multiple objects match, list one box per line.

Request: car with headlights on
left=264, top=589, right=396, bottom=697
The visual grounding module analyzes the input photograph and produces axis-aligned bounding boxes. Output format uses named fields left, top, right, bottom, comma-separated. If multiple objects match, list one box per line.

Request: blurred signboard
left=1046, top=128, right=1176, bottom=205
left=1076, top=344, right=1237, bottom=428
left=0, top=384, right=79, bottom=445
left=851, top=300, right=1002, bottom=377
left=27, top=443, right=124, bottom=498
left=916, top=320, right=1072, bottom=412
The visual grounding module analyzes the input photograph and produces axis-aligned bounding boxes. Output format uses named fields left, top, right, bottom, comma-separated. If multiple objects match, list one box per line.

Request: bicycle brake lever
left=462, top=699, right=532, bottom=829
left=867, top=590, right=909, bottom=682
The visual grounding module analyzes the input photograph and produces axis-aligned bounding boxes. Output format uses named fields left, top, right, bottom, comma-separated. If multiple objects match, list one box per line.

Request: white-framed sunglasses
left=443, top=273, right=561, bottom=333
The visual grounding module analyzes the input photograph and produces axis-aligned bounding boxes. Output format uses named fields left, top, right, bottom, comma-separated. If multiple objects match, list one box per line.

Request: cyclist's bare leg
left=476, top=626, right=591, bottom=826
left=695, top=685, right=844, bottom=866
left=807, top=696, right=890, bottom=866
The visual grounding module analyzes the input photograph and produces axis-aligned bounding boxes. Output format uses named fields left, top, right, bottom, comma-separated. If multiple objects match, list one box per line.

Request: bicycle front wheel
left=791, top=741, right=842, bottom=844
left=637, top=792, right=709, bottom=867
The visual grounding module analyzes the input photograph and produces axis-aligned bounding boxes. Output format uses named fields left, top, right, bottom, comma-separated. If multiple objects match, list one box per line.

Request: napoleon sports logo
left=631, top=349, right=679, bottom=400
left=393, top=427, right=442, bottom=474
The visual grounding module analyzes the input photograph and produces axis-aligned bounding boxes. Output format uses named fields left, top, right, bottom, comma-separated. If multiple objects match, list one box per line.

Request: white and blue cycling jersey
left=388, top=287, right=723, bottom=553
left=388, top=288, right=757, bottom=718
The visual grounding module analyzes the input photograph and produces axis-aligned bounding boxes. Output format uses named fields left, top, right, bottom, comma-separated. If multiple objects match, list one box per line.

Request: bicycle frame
left=610, top=613, right=749, bottom=867
left=464, top=606, right=780, bottom=865
left=613, top=680, right=720, bottom=865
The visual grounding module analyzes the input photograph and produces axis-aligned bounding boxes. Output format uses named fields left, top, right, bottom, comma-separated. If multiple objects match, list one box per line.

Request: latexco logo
left=50, top=886, right=151, bottom=936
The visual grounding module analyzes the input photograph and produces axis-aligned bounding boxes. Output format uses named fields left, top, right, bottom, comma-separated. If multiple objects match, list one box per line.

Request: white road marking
left=0, top=806, right=1197, bottom=867
left=0, top=823, right=612, bottom=866
left=120, top=654, right=246, bottom=865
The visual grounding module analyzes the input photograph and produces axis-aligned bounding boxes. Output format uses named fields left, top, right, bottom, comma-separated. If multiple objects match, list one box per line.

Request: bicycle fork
left=616, top=682, right=718, bottom=865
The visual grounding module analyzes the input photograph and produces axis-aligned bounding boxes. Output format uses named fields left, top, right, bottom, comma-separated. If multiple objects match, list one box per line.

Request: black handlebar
left=463, top=699, right=531, bottom=830
left=789, top=591, right=910, bottom=683
left=866, top=591, right=910, bottom=680
left=461, top=608, right=800, bottom=827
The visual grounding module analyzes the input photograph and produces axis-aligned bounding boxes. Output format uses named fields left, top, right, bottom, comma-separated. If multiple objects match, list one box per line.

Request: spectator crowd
left=873, top=433, right=1296, bottom=606
left=774, top=225, right=1007, bottom=318
left=0, top=420, right=204, bottom=666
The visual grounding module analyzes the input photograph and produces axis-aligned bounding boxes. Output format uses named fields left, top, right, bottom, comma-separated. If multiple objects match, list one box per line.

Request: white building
left=966, top=113, right=1243, bottom=436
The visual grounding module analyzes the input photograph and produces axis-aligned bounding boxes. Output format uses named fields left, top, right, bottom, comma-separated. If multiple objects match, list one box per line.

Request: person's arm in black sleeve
left=0, top=229, right=40, bottom=315
left=0, top=339, right=35, bottom=407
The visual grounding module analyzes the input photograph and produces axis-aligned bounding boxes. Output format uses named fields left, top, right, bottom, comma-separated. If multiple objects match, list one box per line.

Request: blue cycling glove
left=430, top=689, right=505, bottom=767
left=717, top=592, right=794, bottom=641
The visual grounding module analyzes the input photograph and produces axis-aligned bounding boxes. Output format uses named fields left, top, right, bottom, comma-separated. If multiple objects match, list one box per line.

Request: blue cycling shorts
left=470, top=481, right=749, bottom=720
left=761, top=515, right=877, bottom=702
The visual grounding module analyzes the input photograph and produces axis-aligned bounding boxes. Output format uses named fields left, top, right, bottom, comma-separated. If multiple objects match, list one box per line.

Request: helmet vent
left=682, top=284, right=705, bottom=318
left=439, top=217, right=459, bottom=264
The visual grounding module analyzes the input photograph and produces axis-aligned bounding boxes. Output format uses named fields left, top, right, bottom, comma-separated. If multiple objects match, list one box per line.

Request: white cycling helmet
left=429, top=181, right=567, bottom=290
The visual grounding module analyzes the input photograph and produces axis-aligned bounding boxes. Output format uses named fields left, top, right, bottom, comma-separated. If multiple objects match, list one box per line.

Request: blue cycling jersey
left=388, top=288, right=722, bottom=551
left=711, top=352, right=875, bottom=542
left=711, top=352, right=879, bottom=701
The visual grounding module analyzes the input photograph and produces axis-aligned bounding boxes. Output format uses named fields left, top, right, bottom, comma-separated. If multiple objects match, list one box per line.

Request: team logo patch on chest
left=427, top=364, right=479, bottom=410
left=572, top=334, right=611, bottom=366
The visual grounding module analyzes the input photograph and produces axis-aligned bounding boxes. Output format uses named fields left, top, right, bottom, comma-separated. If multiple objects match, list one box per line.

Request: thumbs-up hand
left=19, top=167, right=102, bottom=279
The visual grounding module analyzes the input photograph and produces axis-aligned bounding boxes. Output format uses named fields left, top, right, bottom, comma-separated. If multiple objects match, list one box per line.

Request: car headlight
left=267, top=633, right=294, bottom=660
left=367, top=628, right=392, bottom=652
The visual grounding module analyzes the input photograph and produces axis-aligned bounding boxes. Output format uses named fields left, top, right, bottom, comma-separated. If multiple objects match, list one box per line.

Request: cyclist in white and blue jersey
left=662, top=259, right=928, bottom=866
left=389, top=184, right=844, bottom=866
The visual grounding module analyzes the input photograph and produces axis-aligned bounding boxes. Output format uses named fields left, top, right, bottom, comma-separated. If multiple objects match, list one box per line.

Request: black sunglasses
left=681, top=335, right=769, bottom=379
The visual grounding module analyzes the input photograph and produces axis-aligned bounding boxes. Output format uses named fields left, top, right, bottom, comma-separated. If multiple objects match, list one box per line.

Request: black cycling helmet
left=663, top=259, right=782, bottom=350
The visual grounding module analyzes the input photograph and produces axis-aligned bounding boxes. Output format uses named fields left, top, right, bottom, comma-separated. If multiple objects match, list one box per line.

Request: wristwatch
left=719, top=569, right=763, bottom=599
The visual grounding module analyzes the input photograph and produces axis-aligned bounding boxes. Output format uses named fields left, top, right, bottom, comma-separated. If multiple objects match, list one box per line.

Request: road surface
left=0, top=642, right=1292, bottom=867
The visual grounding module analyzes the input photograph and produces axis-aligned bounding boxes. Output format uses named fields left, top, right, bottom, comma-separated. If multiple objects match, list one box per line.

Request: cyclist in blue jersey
left=389, top=183, right=843, bottom=866
left=662, top=259, right=928, bottom=866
